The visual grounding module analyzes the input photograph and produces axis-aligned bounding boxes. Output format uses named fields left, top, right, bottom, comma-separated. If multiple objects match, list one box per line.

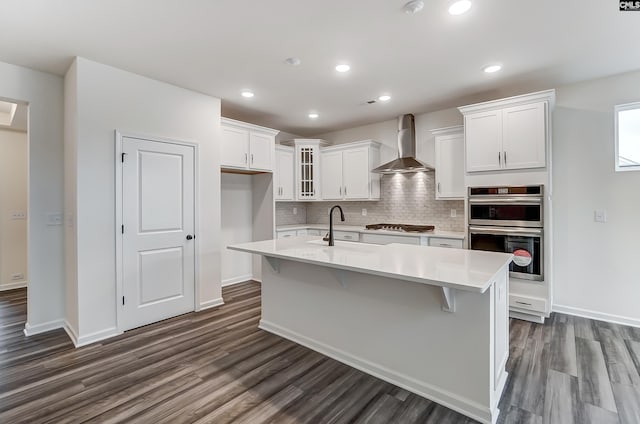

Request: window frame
left=615, top=101, right=640, bottom=172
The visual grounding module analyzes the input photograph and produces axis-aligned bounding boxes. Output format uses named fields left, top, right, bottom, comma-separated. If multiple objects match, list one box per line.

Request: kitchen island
left=228, top=236, right=513, bottom=424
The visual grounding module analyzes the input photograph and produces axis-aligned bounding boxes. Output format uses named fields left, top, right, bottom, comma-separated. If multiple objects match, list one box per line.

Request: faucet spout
left=328, top=205, right=345, bottom=246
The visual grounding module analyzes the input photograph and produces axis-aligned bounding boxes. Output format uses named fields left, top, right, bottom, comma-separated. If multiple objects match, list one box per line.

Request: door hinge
left=121, top=225, right=124, bottom=234
left=122, top=296, right=125, bottom=305
left=121, top=152, right=127, bottom=163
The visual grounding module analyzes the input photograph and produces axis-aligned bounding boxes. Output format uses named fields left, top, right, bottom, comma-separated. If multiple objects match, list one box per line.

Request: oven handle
left=468, top=226, right=543, bottom=236
left=468, top=197, right=542, bottom=204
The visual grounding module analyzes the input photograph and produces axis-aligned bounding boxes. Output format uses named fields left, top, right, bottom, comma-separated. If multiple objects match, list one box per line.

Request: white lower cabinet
left=333, top=231, right=359, bottom=242
left=307, top=229, right=323, bottom=236
left=428, top=237, right=464, bottom=249
left=276, top=230, right=297, bottom=239
left=360, top=233, right=421, bottom=245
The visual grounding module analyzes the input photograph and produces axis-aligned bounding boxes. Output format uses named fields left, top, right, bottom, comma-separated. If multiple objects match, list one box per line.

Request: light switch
left=450, top=209, right=457, bottom=218
left=594, top=210, right=607, bottom=223
left=362, top=208, right=367, bottom=216
left=293, top=207, right=297, bottom=215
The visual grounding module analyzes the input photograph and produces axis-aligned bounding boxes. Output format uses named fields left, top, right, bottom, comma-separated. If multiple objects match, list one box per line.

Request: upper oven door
left=468, top=196, right=543, bottom=227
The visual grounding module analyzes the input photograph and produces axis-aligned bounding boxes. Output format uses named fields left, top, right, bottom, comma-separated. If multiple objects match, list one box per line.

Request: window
left=615, top=102, right=640, bottom=171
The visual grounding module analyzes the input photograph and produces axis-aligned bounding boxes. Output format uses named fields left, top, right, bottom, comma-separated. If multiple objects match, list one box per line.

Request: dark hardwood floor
left=1, top=282, right=639, bottom=423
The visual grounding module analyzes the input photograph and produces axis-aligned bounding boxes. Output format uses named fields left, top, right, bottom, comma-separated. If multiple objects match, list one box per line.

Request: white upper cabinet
left=320, top=141, right=381, bottom=201
left=274, top=145, right=294, bottom=201
left=220, top=118, right=278, bottom=172
left=294, top=139, right=323, bottom=200
left=432, top=126, right=465, bottom=200
left=459, top=90, right=554, bottom=173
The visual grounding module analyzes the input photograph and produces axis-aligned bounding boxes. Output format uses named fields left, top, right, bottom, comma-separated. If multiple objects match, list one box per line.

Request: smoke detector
left=403, top=0, right=424, bottom=14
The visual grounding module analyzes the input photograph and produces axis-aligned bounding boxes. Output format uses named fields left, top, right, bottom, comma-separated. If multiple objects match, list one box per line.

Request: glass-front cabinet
left=294, top=139, right=323, bottom=200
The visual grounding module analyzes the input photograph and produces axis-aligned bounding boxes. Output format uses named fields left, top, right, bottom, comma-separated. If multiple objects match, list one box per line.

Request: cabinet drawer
left=277, top=230, right=297, bottom=239
left=307, top=229, right=323, bottom=236
left=360, top=233, right=420, bottom=245
left=296, top=229, right=308, bottom=236
left=333, top=231, right=359, bottom=242
left=509, top=294, right=547, bottom=313
left=428, top=238, right=463, bottom=249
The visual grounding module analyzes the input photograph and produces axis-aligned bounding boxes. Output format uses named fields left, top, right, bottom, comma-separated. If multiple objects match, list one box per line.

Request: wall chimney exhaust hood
left=372, top=114, right=433, bottom=174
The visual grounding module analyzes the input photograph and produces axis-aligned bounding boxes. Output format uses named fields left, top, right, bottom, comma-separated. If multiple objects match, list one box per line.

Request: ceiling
left=0, top=1, right=638, bottom=136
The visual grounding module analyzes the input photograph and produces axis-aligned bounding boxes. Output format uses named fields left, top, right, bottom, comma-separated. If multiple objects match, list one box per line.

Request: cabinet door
left=343, top=147, right=370, bottom=199
left=321, top=150, right=344, bottom=200
left=249, top=132, right=273, bottom=171
left=221, top=126, right=249, bottom=169
left=435, top=134, right=465, bottom=199
left=277, top=148, right=294, bottom=200
left=296, top=145, right=320, bottom=200
left=465, top=110, right=503, bottom=172
left=502, top=102, right=546, bottom=170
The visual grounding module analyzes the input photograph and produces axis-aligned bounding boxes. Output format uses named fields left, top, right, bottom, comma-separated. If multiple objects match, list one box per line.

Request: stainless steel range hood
left=372, top=114, right=433, bottom=174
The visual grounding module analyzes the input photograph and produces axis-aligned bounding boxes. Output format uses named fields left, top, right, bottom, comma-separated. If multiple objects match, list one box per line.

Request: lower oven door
left=469, top=226, right=543, bottom=281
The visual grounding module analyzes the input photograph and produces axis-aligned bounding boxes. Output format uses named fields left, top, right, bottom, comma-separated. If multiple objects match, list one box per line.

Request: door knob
left=186, top=234, right=194, bottom=240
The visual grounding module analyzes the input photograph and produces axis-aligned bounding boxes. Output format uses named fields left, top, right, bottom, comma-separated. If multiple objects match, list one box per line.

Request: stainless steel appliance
left=468, top=185, right=544, bottom=281
left=372, top=114, right=434, bottom=174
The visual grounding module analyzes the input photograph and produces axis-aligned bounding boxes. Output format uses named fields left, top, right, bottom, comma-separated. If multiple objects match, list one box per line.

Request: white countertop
left=276, top=224, right=466, bottom=240
left=228, top=236, right=512, bottom=293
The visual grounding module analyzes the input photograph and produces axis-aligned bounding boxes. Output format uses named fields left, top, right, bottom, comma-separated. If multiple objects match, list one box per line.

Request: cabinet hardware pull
left=251, top=154, right=254, bottom=164
left=339, top=186, right=342, bottom=196
left=344, top=186, right=347, bottom=196
left=437, top=182, right=441, bottom=193
left=498, top=151, right=501, bottom=166
left=245, top=153, right=248, bottom=164
left=515, top=301, right=532, bottom=306
left=503, top=151, right=507, bottom=166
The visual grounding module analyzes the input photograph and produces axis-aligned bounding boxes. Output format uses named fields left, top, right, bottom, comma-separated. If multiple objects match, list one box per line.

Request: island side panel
left=259, top=257, right=497, bottom=424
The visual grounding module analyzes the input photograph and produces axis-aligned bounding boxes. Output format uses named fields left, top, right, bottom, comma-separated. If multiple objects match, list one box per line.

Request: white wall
left=64, top=60, right=79, bottom=333
left=0, top=129, right=28, bottom=290
left=221, top=173, right=254, bottom=285
left=552, top=70, right=640, bottom=325
left=314, top=108, right=463, bottom=167
left=66, top=57, right=222, bottom=342
left=0, top=61, right=65, bottom=334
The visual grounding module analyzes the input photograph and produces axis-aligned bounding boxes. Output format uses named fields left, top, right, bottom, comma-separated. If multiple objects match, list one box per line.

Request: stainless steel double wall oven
left=468, top=185, right=544, bottom=281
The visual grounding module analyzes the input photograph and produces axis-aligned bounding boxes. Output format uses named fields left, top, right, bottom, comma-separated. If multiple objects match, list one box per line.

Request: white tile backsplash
left=276, top=173, right=465, bottom=231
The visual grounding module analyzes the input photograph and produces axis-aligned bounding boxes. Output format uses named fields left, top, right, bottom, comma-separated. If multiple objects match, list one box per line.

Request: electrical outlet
left=594, top=209, right=607, bottom=223
left=293, top=207, right=297, bottom=215
left=450, top=209, right=457, bottom=218
left=10, top=210, right=26, bottom=220
left=362, top=208, right=367, bottom=217
left=11, top=273, right=24, bottom=281
left=46, top=213, right=63, bottom=226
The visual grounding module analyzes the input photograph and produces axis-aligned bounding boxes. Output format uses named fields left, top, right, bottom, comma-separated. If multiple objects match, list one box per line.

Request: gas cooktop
left=365, top=223, right=435, bottom=233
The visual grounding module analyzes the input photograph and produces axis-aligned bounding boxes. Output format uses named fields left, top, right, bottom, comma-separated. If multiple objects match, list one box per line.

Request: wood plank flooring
left=1, top=282, right=639, bottom=423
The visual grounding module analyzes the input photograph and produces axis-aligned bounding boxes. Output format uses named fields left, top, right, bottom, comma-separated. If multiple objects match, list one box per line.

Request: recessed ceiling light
left=483, top=64, right=502, bottom=73
left=448, top=0, right=472, bottom=15
left=335, top=64, right=351, bottom=73
left=378, top=95, right=391, bottom=102
left=285, top=57, right=301, bottom=66
left=403, top=0, right=424, bottom=14
left=308, top=113, right=319, bottom=119
left=241, top=90, right=254, bottom=98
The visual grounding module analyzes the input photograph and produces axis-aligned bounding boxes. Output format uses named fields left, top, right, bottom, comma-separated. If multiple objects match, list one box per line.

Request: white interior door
left=121, top=136, right=195, bottom=331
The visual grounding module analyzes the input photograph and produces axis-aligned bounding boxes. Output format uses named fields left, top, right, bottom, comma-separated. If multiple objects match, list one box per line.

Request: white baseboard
left=221, top=274, right=254, bottom=287
left=553, top=304, right=640, bottom=328
left=63, top=320, right=80, bottom=346
left=199, top=297, right=224, bottom=311
left=73, top=327, right=122, bottom=348
left=23, top=319, right=65, bottom=336
left=510, top=310, right=545, bottom=324
left=1, top=281, right=28, bottom=291
left=260, top=320, right=495, bottom=424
